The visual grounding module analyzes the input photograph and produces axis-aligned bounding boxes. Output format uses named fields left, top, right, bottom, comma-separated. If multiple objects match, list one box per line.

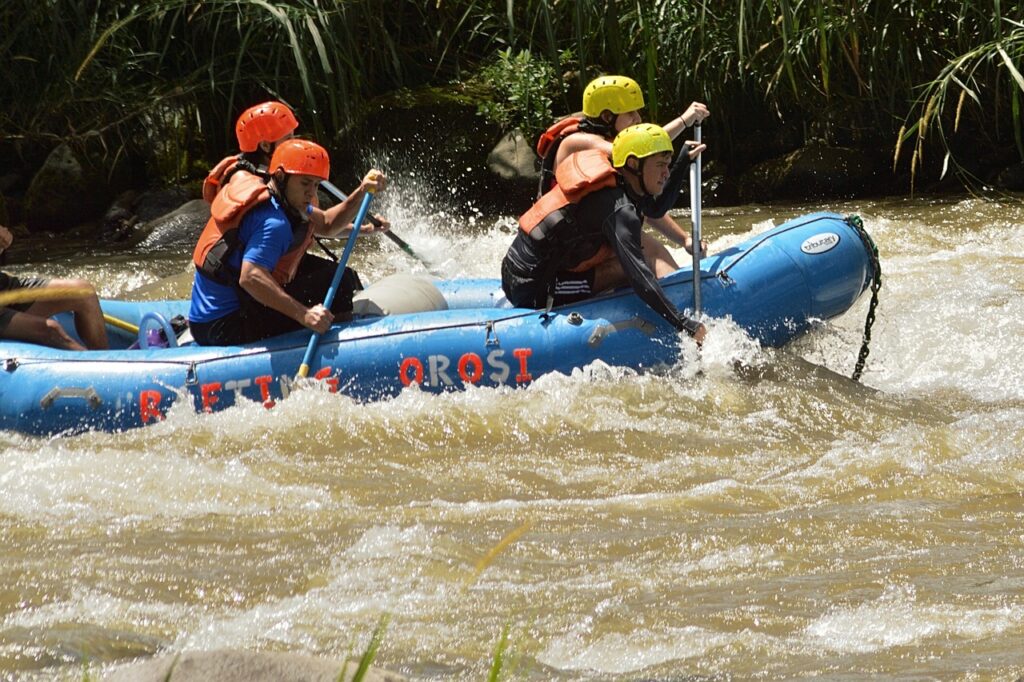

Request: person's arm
left=662, top=102, right=710, bottom=140
left=603, top=203, right=705, bottom=340
left=0, top=225, right=13, bottom=253
left=554, top=133, right=613, bottom=166
left=238, top=260, right=332, bottom=333
left=645, top=214, right=706, bottom=255
left=236, top=210, right=334, bottom=334
left=315, top=171, right=387, bottom=237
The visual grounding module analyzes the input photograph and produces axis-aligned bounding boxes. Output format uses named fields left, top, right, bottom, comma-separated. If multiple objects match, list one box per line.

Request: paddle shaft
left=296, top=190, right=375, bottom=378
left=689, top=124, right=703, bottom=315
left=320, top=179, right=429, bottom=267
left=104, top=313, right=139, bottom=334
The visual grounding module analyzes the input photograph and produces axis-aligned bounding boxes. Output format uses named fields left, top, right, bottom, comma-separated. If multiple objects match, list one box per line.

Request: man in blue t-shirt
left=189, top=139, right=387, bottom=346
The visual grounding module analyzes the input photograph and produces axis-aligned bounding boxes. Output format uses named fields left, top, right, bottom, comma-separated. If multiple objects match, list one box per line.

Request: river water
left=1, top=191, right=1023, bottom=680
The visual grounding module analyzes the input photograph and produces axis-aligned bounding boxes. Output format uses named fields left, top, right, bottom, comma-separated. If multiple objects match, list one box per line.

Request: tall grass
left=896, top=21, right=1024, bottom=189
left=1, top=0, right=1021, bottom=186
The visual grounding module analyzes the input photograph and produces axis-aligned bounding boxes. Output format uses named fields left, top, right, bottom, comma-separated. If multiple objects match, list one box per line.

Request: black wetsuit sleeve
left=601, top=200, right=701, bottom=336
left=638, top=151, right=691, bottom=219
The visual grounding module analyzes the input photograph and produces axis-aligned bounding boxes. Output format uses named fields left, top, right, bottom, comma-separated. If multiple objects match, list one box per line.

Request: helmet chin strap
left=269, top=173, right=311, bottom=223
left=622, top=158, right=653, bottom=198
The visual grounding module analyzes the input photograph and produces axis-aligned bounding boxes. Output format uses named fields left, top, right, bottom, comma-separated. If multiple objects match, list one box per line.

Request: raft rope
left=847, top=214, right=882, bottom=382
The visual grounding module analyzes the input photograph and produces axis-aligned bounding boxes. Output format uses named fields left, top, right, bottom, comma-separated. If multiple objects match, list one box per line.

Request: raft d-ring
left=137, top=312, right=179, bottom=349
left=485, top=321, right=500, bottom=347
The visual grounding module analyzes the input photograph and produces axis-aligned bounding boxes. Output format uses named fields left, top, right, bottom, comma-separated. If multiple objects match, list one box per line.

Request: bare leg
left=23, top=278, right=109, bottom=350
left=641, top=231, right=679, bottom=277
left=1, top=310, right=87, bottom=350
left=592, top=234, right=682, bottom=294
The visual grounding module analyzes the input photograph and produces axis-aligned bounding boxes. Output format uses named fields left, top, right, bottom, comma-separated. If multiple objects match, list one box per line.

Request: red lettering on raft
left=200, top=382, right=222, bottom=412
left=314, top=367, right=340, bottom=393
left=399, top=357, right=424, bottom=386
left=458, top=352, right=483, bottom=384
left=512, top=348, right=533, bottom=383
left=254, top=375, right=275, bottom=408
left=140, top=390, right=164, bottom=423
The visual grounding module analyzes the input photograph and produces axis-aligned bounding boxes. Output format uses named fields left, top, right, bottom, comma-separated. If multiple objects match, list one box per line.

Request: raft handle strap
left=40, top=386, right=102, bottom=410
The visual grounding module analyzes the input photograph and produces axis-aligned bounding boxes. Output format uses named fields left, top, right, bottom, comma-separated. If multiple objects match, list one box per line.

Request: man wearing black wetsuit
left=501, top=123, right=707, bottom=344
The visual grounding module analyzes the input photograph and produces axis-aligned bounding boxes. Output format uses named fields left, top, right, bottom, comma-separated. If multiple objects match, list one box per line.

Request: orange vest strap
left=535, top=116, right=582, bottom=158
left=192, top=173, right=269, bottom=271
left=519, top=150, right=618, bottom=237
left=202, top=155, right=241, bottom=204
left=518, top=150, right=620, bottom=272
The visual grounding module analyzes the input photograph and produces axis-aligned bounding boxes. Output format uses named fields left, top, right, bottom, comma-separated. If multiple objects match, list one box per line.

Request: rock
left=487, top=130, right=539, bottom=182
left=101, top=187, right=197, bottom=243
left=131, top=187, right=195, bottom=224
left=135, top=198, right=210, bottom=249
left=23, top=143, right=113, bottom=233
left=104, top=649, right=405, bottom=682
left=737, top=142, right=885, bottom=202
left=995, top=163, right=1024, bottom=191
left=0, top=173, right=20, bottom=194
left=334, top=86, right=536, bottom=213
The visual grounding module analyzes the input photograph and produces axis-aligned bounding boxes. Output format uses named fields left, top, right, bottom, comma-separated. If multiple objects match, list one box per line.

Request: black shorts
left=501, top=259, right=595, bottom=310
left=0, top=271, right=50, bottom=332
left=190, top=255, right=363, bottom=346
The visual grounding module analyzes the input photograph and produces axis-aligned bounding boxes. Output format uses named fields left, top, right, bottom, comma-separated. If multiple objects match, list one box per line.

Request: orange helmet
left=269, top=139, right=330, bottom=180
left=234, top=101, right=299, bottom=152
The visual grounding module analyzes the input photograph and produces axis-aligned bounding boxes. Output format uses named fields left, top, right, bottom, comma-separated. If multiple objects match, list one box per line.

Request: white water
left=2, top=190, right=1023, bottom=679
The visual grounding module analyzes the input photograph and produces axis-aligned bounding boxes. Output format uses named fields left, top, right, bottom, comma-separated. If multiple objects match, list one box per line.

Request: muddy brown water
left=1, top=194, right=1023, bottom=679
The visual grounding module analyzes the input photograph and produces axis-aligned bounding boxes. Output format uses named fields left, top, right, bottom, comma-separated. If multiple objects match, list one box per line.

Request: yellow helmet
left=582, top=75, right=645, bottom=118
left=612, top=124, right=673, bottom=168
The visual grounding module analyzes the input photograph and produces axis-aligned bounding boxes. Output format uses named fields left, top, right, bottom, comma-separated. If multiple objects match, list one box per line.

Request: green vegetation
left=474, top=49, right=566, bottom=141
left=1, top=1, right=1022, bottom=189
left=487, top=623, right=512, bottom=682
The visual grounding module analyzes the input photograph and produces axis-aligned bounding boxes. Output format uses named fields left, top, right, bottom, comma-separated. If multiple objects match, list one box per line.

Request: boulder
left=487, top=130, right=539, bottom=182
left=135, top=198, right=210, bottom=249
left=334, top=86, right=534, bottom=213
left=104, top=649, right=405, bottom=682
left=101, top=187, right=197, bottom=243
left=995, top=163, right=1024, bottom=191
left=737, top=142, right=884, bottom=202
left=23, top=143, right=114, bottom=233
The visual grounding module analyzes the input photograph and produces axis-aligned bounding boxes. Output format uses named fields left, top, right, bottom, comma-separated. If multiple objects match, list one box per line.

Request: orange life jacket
left=193, top=173, right=313, bottom=287
left=535, top=116, right=582, bottom=158
left=202, top=155, right=243, bottom=204
left=535, top=116, right=583, bottom=199
left=518, top=149, right=620, bottom=272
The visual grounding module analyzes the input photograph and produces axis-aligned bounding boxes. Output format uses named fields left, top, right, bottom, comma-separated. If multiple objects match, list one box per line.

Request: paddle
left=0, top=286, right=142, bottom=344
left=689, top=124, right=703, bottom=315
left=104, top=313, right=139, bottom=334
left=0, top=285, right=94, bottom=308
left=320, top=179, right=440, bottom=275
left=296, top=188, right=375, bottom=379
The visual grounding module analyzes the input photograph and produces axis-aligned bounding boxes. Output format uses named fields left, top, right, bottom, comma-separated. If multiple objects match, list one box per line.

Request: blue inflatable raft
left=0, top=212, right=877, bottom=436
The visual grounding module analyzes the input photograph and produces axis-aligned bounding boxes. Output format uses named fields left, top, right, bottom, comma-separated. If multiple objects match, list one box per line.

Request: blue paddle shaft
left=299, top=190, right=375, bottom=374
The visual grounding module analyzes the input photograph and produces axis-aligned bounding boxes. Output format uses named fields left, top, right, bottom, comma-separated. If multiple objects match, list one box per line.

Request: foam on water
left=5, top=192, right=1024, bottom=679
left=803, top=583, right=1024, bottom=654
